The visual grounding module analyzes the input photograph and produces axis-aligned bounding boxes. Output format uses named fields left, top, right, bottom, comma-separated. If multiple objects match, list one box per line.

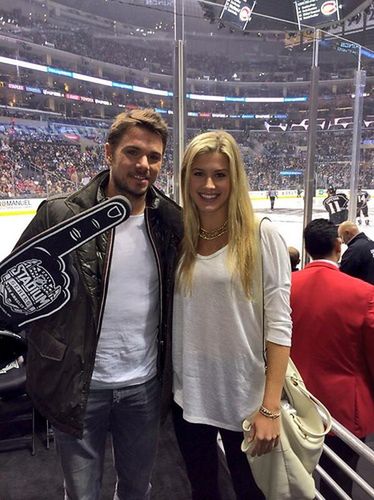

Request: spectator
left=338, top=220, right=374, bottom=285
left=290, top=218, right=374, bottom=500
left=288, top=246, right=300, bottom=271
left=172, top=130, right=292, bottom=499
left=13, top=109, right=182, bottom=500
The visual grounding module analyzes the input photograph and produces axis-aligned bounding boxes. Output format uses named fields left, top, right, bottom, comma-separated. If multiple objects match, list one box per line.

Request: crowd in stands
left=0, top=1, right=373, bottom=199
left=1, top=3, right=370, bottom=133
left=1, top=119, right=373, bottom=199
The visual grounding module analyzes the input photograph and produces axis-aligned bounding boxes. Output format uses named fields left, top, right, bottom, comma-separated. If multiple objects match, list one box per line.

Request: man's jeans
left=54, top=376, right=161, bottom=500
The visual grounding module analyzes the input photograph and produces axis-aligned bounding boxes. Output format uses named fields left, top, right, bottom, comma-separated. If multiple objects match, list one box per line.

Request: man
left=14, top=109, right=182, bottom=500
left=338, top=220, right=374, bottom=284
left=323, top=186, right=349, bottom=225
left=356, top=185, right=370, bottom=225
left=288, top=246, right=300, bottom=271
left=267, top=188, right=278, bottom=210
left=290, top=219, right=374, bottom=500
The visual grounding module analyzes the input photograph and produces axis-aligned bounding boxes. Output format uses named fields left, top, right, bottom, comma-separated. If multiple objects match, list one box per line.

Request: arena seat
left=0, top=330, right=35, bottom=455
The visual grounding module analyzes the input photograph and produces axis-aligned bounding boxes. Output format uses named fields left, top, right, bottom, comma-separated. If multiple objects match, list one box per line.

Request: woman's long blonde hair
left=177, top=130, right=258, bottom=298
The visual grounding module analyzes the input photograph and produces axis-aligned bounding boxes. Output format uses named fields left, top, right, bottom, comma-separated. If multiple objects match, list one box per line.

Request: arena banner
left=294, top=0, right=340, bottom=29
left=0, top=198, right=44, bottom=217
left=249, top=190, right=301, bottom=200
left=219, top=0, right=256, bottom=31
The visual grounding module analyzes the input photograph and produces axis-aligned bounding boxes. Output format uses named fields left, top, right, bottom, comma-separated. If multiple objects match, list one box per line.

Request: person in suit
left=338, top=220, right=374, bottom=285
left=290, top=218, right=374, bottom=500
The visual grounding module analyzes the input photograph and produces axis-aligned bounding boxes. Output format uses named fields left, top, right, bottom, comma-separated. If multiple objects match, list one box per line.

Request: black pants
left=172, top=403, right=265, bottom=500
left=356, top=205, right=368, bottom=218
left=319, top=435, right=362, bottom=500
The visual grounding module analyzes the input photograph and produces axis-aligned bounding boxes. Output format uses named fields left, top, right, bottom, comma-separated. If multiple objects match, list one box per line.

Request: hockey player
left=323, top=187, right=349, bottom=225
left=356, top=186, right=370, bottom=226
left=267, top=187, right=278, bottom=210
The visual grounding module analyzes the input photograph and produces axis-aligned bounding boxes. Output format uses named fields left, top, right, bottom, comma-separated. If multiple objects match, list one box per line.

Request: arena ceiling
left=197, top=0, right=372, bottom=32
left=220, top=0, right=369, bottom=24
left=45, top=0, right=373, bottom=52
left=52, top=0, right=371, bottom=30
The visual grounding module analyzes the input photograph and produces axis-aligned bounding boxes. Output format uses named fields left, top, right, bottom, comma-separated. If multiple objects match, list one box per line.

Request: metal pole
left=302, top=30, right=320, bottom=268
left=322, top=445, right=374, bottom=497
left=10, top=165, right=16, bottom=197
left=172, top=0, right=186, bottom=205
left=348, top=61, right=366, bottom=221
left=45, top=171, right=49, bottom=198
left=319, top=412, right=374, bottom=466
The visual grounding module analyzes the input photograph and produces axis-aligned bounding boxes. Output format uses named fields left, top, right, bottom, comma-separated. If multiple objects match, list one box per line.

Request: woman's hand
left=245, top=411, right=280, bottom=457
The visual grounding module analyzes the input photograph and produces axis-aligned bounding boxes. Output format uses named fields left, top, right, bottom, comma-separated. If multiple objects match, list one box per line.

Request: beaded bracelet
left=259, top=405, right=281, bottom=419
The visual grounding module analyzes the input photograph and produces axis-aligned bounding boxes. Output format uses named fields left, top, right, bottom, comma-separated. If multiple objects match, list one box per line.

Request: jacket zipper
left=95, top=229, right=115, bottom=338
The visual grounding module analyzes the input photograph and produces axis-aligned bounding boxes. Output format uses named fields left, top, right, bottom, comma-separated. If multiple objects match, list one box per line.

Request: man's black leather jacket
left=16, top=170, right=182, bottom=437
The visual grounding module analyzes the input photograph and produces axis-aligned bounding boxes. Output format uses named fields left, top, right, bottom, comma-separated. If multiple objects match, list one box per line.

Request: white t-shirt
left=91, top=213, right=159, bottom=388
left=172, top=219, right=292, bottom=431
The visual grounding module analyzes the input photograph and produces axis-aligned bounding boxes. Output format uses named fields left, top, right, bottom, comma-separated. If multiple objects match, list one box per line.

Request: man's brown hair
left=106, top=108, right=168, bottom=153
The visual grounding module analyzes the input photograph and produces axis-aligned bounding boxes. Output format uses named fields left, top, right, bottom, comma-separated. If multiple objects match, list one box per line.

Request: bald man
left=338, top=221, right=374, bottom=284
left=288, top=246, right=300, bottom=271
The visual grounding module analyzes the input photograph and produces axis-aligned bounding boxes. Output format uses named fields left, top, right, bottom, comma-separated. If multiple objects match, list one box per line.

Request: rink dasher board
left=0, top=198, right=44, bottom=217
left=2, top=189, right=373, bottom=216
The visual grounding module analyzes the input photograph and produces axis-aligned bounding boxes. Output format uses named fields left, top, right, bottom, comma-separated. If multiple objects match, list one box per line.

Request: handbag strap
left=258, top=218, right=332, bottom=435
left=258, top=217, right=270, bottom=367
left=284, top=367, right=333, bottom=436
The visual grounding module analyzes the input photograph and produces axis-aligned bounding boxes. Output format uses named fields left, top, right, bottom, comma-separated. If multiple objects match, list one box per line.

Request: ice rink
left=1, top=195, right=374, bottom=262
left=254, top=196, right=374, bottom=251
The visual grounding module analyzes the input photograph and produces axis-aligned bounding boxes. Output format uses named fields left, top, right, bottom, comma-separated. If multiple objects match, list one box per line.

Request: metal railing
left=2, top=153, right=78, bottom=198
left=315, top=413, right=374, bottom=499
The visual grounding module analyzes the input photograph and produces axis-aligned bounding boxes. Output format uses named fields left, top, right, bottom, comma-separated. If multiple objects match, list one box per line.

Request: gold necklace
left=199, top=220, right=228, bottom=240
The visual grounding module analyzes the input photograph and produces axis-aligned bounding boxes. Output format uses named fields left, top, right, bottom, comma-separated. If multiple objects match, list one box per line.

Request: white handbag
left=241, top=358, right=332, bottom=499
left=241, top=219, right=332, bottom=499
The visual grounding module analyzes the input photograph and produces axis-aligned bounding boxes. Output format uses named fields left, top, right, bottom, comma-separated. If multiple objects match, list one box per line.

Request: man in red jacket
left=290, top=218, right=374, bottom=500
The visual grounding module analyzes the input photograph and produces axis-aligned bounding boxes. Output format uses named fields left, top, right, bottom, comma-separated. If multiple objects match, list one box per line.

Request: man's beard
left=114, top=179, right=149, bottom=199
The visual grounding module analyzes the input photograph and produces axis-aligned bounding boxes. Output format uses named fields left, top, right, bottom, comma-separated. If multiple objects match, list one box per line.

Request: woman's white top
left=172, top=219, right=292, bottom=431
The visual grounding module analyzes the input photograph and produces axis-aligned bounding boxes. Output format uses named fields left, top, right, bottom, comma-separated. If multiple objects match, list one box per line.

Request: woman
left=172, top=131, right=292, bottom=500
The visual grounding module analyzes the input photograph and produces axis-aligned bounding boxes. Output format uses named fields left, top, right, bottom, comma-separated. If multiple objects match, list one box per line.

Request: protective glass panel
left=0, top=0, right=373, bottom=258
left=0, top=0, right=175, bottom=258
left=309, top=32, right=356, bottom=227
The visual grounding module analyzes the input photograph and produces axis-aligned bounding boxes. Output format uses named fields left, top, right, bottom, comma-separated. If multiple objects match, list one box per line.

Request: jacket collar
left=304, top=260, right=339, bottom=271
left=347, top=232, right=366, bottom=246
